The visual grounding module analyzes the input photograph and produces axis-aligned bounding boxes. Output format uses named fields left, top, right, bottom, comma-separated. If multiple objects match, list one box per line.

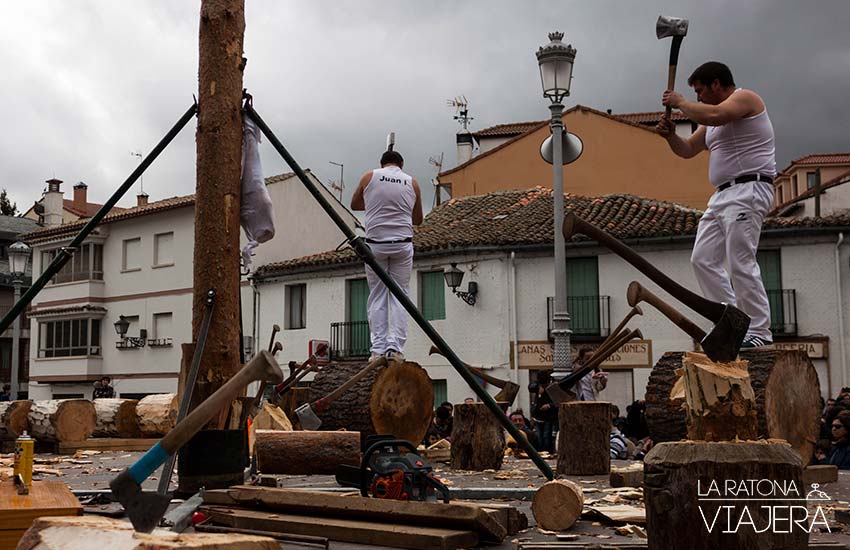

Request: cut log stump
left=0, top=400, right=31, bottom=440
left=136, top=393, right=178, bottom=437
left=450, top=403, right=505, bottom=471
left=28, top=399, right=95, bottom=443
left=254, top=429, right=360, bottom=475
left=644, top=440, right=808, bottom=550
left=557, top=401, right=611, bottom=475
left=370, top=362, right=434, bottom=446
left=93, top=398, right=140, bottom=438
left=531, top=479, right=584, bottom=531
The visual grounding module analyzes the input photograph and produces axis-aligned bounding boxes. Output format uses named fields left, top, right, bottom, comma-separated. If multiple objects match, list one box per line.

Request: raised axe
left=110, top=349, right=282, bottom=533
left=274, top=342, right=328, bottom=398
left=627, top=280, right=711, bottom=351
left=656, top=14, right=689, bottom=118
left=428, top=345, right=521, bottom=408
left=296, top=355, right=388, bottom=431
left=563, top=212, right=750, bottom=362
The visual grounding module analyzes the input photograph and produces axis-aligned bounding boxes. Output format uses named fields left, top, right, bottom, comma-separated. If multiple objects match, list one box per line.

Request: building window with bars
left=420, top=271, right=446, bottom=321
left=38, top=318, right=102, bottom=357
left=285, top=284, right=306, bottom=330
left=41, top=243, right=103, bottom=284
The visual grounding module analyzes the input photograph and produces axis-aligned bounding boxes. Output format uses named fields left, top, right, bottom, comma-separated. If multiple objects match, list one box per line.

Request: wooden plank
left=803, top=464, right=838, bottom=485
left=57, top=437, right=161, bottom=454
left=200, top=505, right=479, bottom=550
left=481, top=502, right=527, bottom=535
left=211, top=485, right=505, bottom=542
left=0, top=529, right=28, bottom=550
left=0, top=480, right=82, bottom=530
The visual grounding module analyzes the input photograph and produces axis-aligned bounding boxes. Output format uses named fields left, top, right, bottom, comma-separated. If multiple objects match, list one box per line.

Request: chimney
left=73, top=181, right=88, bottom=212
left=43, top=178, right=64, bottom=227
left=137, top=192, right=149, bottom=207
left=456, top=130, right=474, bottom=165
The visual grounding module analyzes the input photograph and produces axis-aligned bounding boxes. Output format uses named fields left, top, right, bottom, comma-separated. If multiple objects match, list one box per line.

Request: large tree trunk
left=0, top=400, right=31, bottom=440
left=531, top=479, right=584, bottom=531
left=93, top=398, right=140, bottom=438
left=309, top=361, right=384, bottom=436
left=254, top=430, right=360, bottom=475
left=644, top=441, right=808, bottom=550
left=450, top=403, right=506, bottom=471
left=136, top=393, right=178, bottom=437
left=28, top=399, right=95, bottom=442
left=557, top=401, right=611, bottom=475
left=645, top=350, right=821, bottom=463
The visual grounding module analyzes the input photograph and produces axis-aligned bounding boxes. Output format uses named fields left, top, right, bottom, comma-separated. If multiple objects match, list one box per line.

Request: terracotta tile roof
left=770, top=169, right=850, bottom=214
left=471, top=111, right=689, bottom=140
left=614, top=111, right=690, bottom=125
left=778, top=153, right=850, bottom=176
left=63, top=199, right=123, bottom=218
left=29, top=304, right=107, bottom=317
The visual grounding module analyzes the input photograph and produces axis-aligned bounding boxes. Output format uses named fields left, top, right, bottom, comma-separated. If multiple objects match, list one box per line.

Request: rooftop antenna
left=329, top=161, right=344, bottom=201
left=130, top=151, right=144, bottom=193
left=446, top=96, right=473, bottom=130
left=429, top=152, right=444, bottom=208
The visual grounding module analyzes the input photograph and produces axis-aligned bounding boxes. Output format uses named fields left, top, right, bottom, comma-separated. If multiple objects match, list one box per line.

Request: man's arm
left=663, top=89, right=763, bottom=126
left=656, top=115, right=707, bottom=159
left=350, top=171, right=372, bottom=211
left=411, top=179, right=424, bottom=226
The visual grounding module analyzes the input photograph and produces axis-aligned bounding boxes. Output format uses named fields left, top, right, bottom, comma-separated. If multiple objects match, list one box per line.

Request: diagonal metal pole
left=245, top=105, right=554, bottom=480
left=0, top=102, right=198, bottom=334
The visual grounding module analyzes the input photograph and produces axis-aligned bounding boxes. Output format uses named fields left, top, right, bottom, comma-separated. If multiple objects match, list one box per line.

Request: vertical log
left=557, top=401, right=611, bottom=475
left=450, top=403, right=506, bottom=471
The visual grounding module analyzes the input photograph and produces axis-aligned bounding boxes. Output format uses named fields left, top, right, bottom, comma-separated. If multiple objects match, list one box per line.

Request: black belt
left=365, top=237, right=412, bottom=244
left=717, top=173, right=774, bottom=192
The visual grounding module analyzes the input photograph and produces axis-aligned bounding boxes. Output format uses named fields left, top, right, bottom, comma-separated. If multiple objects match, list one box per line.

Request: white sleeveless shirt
left=705, top=89, right=776, bottom=188
left=363, top=165, right=416, bottom=241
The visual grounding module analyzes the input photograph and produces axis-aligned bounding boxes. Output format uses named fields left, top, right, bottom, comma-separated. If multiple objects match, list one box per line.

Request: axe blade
left=545, top=382, right=575, bottom=407
left=656, top=14, right=689, bottom=39
left=110, top=470, right=171, bottom=533
left=700, top=303, right=750, bottom=362
left=295, top=402, right=322, bottom=430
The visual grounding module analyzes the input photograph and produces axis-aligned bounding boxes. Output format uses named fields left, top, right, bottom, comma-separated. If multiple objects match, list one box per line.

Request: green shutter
left=566, top=257, right=599, bottom=335
left=347, top=279, right=371, bottom=355
left=432, top=379, right=447, bottom=408
left=757, top=250, right=783, bottom=332
left=421, top=271, right=446, bottom=321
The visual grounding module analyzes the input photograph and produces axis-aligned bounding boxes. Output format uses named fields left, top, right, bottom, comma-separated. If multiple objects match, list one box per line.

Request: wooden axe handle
left=557, top=329, right=640, bottom=392
left=665, top=35, right=684, bottom=118
left=428, top=345, right=507, bottom=389
left=314, top=356, right=387, bottom=408
left=627, top=281, right=706, bottom=342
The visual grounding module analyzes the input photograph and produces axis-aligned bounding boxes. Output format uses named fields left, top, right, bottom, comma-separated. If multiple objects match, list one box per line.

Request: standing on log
left=657, top=61, right=776, bottom=349
left=350, top=148, right=423, bottom=363
left=450, top=403, right=505, bottom=471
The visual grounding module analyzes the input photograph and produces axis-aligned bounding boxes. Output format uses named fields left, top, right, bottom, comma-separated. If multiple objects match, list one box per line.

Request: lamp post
left=8, top=241, right=31, bottom=400
left=536, top=31, right=576, bottom=376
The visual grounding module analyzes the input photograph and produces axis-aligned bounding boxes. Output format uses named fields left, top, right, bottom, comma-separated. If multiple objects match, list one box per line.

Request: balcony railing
left=330, top=320, right=371, bottom=360
left=768, top=289, right=797, bottom=337
left=547, top=295, right=611, bottom=340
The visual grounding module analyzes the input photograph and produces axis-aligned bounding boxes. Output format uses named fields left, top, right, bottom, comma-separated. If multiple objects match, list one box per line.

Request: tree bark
left=645, top=350, right=821, bottom=463
left=136, top=393, right=178, bottom=437
left=309, top=361, right=384, bottom=436
left=557, top=401, right=611, bottom=475
left=254, top=430, right=361, bottom=475
left=93, top=398, right=140, bottom=438
left=0, top=399, right=31, bottom=440
left=531, top=479, right=584, bottom=531
left=450, top=403, right=506, bottom=471
left=644, top=441, right=808, bottom=550
left=28, top=399, right=95, bottom=442
left=370, top=362, right=433, bottom=446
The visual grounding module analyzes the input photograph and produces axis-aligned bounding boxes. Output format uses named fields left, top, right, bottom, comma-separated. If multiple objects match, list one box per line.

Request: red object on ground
left=191, top=511, right=207, bottom=525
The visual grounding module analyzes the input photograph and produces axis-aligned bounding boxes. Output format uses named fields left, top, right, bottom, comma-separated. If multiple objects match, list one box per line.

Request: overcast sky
left=1, top=1, right=848, bottom=215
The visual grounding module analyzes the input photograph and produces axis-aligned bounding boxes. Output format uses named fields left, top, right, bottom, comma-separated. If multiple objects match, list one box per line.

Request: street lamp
left=114, top=315, right=147, bottom=348
left=443, top=263, right=478, bottom=306
left=536, top=31, right=576, bottom=376
left=8, top=241, right=31, bottom=400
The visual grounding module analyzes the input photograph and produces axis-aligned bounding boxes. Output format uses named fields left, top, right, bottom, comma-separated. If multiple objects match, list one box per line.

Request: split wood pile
left=254, top=430, right=360, bottom=475
left=557, top=401, right=611, bottom=475
left=28, top=399, right=96, bottom=443
left=450, top=403, right=505, bottom=471
left=531, top=479, right=584, bottom=531
left=248, top=403, right=291, bottom=453
left=93, top=398, right=140, bottom=438
left=0, top=400, right=31, bottom=440
left=136, top=393, right=178, bottom=437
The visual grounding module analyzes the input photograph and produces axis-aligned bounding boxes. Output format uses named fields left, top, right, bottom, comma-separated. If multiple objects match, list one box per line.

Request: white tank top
left=705, top=90, right=776, bottom=188
left=363, top=165, right=416, bottom=241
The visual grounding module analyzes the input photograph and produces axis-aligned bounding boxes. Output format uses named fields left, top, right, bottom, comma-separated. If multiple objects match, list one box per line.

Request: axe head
left=700, top=303, right=750, bottom=363
left=494, top=381, right=520, bottom=407
left=110, top=469, right=171, bottom=533
left=545, top=381, right=575, bottom=407
left=295, top=402, right=322, bottom=430
left=656, top=15, right=689, bottom=39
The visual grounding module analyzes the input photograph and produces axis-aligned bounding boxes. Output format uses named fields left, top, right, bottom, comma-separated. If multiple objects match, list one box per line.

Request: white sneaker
left=386, top=349, right=405, bottom=362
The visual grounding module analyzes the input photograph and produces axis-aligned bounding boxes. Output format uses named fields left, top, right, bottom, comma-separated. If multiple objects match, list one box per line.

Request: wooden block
left=481, top=502, right=527, bottom=534
left=610, top=465, right=645, bottom=487
left=201, top=505, right=479, bottom=550
left=834, top=507, right=850, bottom=526
left=803, top=464, right=838, bottom=485
left=57, top=438, right=161, bottom=454
left=0, top=480, right=82, bottom=550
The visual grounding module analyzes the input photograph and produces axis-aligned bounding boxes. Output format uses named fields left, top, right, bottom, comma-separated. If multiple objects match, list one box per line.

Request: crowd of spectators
left=816, top=389, right=850, bottom=469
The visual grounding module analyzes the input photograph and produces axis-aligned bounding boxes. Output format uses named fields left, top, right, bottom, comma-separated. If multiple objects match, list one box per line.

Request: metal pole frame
left=549, top=103, right=573, bottom=376
left=245, top=104, right=554, bottom=480
left=10, top=281, right=22, bottom=399
left=0, top=103, right=198, bottom=335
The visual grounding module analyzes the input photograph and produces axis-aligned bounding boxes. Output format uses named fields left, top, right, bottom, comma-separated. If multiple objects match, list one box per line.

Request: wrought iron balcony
left=330, top=320, right=371, bottom=360
left=547, top=295, right=611, bottom=340
left=767, top=289, right=797, bottom=337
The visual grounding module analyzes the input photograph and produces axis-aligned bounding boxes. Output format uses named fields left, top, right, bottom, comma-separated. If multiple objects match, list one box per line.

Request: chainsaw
left=335, top=436, right=450, bottom=503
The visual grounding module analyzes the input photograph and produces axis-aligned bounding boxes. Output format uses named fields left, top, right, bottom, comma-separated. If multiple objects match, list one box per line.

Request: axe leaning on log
left=428, top=346, right=521, bottom=408
left=273, top=343, right=329, bottom=398
left=626, top=281, right=710, bottom=344
left=563, top=213, right=750, bottom=362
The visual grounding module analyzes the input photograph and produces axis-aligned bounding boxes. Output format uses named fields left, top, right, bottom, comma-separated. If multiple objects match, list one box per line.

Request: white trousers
left=365, top=242, right=413, bottom=354
left=691, top=181, right=774, bottom=340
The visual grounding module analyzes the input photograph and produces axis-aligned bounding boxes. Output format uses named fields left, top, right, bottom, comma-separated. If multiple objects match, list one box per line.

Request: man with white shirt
left=657, top=61, right=776, bottom=349
left=351, top=150, right=423, bottom=362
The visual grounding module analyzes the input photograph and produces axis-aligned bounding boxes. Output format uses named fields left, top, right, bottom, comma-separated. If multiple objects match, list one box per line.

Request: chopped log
left=531, top=479, right=584, bottom=531
left=557, top=401, right=611, bottom=475
left=92, top=398, right=140, bottom=438
left=0, top=400, right=31, bottom=440
left=370, top=362, right=434, bottom=446
left=27, top=399, right=95, bottom=442
left=644, top=440, right=808, bottom=550
left=645, top=350, right=821, bottom=463
left=610, top=464, right=645, bottom=488
left=17, top=515, right=277, bottom=550
left=249, top=403, right=291, bottom=453
left=254, top=429, right=360, bottom=475
left=681, top=352, right=758, bottom=441
left=136, top=393, right=178, bottom=437
left=803, top=464, right=838, bottom=485
left=309, top=361, right=385, bottom=435
left=450, top=403, right=506, bottom=471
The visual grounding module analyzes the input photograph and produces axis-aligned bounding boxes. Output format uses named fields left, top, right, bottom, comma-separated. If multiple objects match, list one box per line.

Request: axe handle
left=564, top=212, right=726, bottom=322
left=665, top=35, right=684, bottom=118
left=629, top=282, right=706, bottom=342
left=277, top=359, right=320, bottom=395
left=428, top=345, right=506, bottom=389
left=313, top=356, right=387, bottom=409
left=608, top=307, right=641, bottom=345
left=556, top=329, right=639, bottom=392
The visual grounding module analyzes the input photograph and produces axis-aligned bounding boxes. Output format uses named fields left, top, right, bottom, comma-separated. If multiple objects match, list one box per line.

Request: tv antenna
left=446, top=96, right=473, bottom=130
left=429, top=152, right=444, bottom=208
left=329, top=161, right=344, bottom=201
left=130, top=151, right=144, bottom=193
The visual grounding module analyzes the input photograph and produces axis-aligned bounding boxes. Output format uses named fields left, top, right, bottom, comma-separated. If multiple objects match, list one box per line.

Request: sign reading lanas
left=513, top=340, right=653, bottom=369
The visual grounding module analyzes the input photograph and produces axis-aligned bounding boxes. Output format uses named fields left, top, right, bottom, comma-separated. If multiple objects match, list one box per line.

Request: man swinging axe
left=656, top=15, right=776, bottom=349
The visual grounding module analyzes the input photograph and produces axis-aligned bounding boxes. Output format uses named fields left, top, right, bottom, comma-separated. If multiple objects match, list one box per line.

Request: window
left=345, top=278, right=370, bottom=356
left=420, top=271, right=446, bottom=321
left=154, top=232, right=174, bottom=267
left=150, top=312, right=173, bottom=346
left=53, top=393, right=84, bottom=399
left=807, top=171, right=819, bottom=190
left=41, top=243, right=103, bottom=283
left=777, top=186, right=784, bottom=205
left=285, top=284, right=306, bottom=329
left=122, top=238, right=141, bottom=271
left=757, top=250, right=784, bottom=331
left=567, top=257, right=600, bottom=335
left=792, top=174, right=799, bottom=196
left=432, top=379, right=447, bottom=408
left=38, top=318, right=101, bottom=357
